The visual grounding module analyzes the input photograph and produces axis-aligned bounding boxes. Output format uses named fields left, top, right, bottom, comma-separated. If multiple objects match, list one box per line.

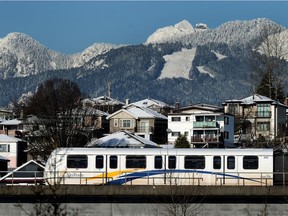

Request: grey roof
left=91, top=96, right=125, bottom=105
left=107, top=105, right=167, bottom=120
left=0, top=155, right=9, bottom=161
left=130, top=98, right=174, bottom=108
left=224, top=94, right=286, bottom=106
left=0, top=134, right=22, bottom=142
left=0, top=119, right=22, bottom=126
left=86, top=130, right=160, bottom=148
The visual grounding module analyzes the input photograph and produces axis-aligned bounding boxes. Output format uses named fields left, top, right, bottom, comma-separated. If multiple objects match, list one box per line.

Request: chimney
left=125, top=98, right=130, bottom=105
left=176, top=102, right=180, bottom=109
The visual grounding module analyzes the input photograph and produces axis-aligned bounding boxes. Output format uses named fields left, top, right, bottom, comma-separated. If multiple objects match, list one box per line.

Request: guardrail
left=1, top=170, right=286, bottom=186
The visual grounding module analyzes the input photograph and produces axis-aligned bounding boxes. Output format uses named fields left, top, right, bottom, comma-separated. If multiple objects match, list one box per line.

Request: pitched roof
left=0, top=119, right=22, bottom=126
left=131, top=98, right=174, bottom=108
left=86, top=130, right=160, bottom=148
left=107, top=106, right=167, bottom=120
left=0, top=134, right=22, bottom=142
left=224, top=94, right=286, bottom=106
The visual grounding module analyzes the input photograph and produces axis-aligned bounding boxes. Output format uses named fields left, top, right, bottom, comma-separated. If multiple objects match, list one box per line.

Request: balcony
left=136, top=126, right=154, bottom=133
left=193, top=121, right=217, bottom=128
left=191, top=135, right=218, bottom=143
left=256, top=111, right=271, bottom=118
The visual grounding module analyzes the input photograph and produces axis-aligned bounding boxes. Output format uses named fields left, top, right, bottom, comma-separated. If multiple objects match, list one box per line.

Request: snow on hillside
left=211, top=50, right=227, bottom=61
left=197, top=66, right=215, bottom=78
left=72, top=43, right=123, bottom=67
left=158, top=48, right=196, bottom=80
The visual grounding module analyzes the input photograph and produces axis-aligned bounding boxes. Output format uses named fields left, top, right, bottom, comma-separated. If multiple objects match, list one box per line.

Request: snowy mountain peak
left=145, top=20, right=195, bottom=44
left=174, top=20, right=194, bottom=32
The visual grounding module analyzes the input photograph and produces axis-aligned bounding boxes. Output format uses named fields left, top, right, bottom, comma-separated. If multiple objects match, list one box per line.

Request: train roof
left=51, top=148, right=273, bottom=156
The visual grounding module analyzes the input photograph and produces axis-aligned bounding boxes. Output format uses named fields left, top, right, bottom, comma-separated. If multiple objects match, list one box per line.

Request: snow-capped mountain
left=0, top=32, right=121, bottom=79
left=0, top=18, right=287, bottom=108
left=145, top=20, right=196, bottom=44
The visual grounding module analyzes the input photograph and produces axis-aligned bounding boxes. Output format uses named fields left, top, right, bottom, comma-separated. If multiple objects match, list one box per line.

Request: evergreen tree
left=174, top=134, right=190, bottom=148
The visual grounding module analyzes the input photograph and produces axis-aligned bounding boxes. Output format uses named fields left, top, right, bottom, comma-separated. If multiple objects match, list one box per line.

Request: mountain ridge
left=0, top=18, right=287, bottom=107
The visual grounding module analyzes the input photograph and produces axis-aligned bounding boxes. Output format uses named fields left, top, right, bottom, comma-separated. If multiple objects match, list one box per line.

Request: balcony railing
left=136, top=126, right=154, bottom=133
left=191, top=135, right=218, bottom=142
left=256, top=111, right=271, bottom=118
left=193, top=121, right=217, bottom=128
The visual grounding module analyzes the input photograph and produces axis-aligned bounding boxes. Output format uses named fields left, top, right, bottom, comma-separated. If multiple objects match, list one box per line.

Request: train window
left=154, top=156, right=162, bottom=169
left=243, top=156, right=258, bottom=169
left=185, top=156, right=205, bottom=169
left=213, top=156, right=221, bottom=169
left=96, top=155, right=104, bottom=169
left=110, top=155, right=118, bottom=169
left=126, top=155, right=146, bottom=168
left=227, top=156, right=235, bottom=169
left=168, top=156, right=176, bottom=169
left=67, top=155, right=87, bottom=169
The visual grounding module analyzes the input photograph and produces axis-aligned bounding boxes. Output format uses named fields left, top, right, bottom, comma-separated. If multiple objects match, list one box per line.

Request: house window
left=257, top=104, right=271, bottom=117
left=195, top=116, right=204, bottom=122
left=0, top=144, right=9, bottom=152
left=67, top=155, right=88, bottom=169
left=114, top=119, right=119, bottom=127
left=228, top=104, right=238, bottom=114
left=185, top=117, right=190, bottom=121
left=224, top=116, right=229, bottom=125
left=224, top=131, right=229, bottom=139
left=257, top=122, right=270, bottom=131
left=120, top=119, right=134, bottom=128
left=184, top=131, right=189, bottom=137
left=171, top=117, right=181, bottom=121
left=171, top=132, right=180, bottom=137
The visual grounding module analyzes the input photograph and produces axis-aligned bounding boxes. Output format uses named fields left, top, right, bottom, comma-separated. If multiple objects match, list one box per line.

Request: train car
left=44, top=148, right=274, bottom=186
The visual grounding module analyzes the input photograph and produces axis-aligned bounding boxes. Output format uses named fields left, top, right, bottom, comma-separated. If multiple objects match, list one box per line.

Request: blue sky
left=0, top=1, right=287, bottom=54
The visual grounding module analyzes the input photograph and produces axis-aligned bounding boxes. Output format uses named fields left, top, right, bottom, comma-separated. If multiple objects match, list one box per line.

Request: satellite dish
left=166, top=128, right=172, bottom=134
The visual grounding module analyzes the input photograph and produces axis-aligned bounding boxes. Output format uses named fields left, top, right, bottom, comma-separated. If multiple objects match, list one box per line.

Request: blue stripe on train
left=108, top=169, right=262, bottom=185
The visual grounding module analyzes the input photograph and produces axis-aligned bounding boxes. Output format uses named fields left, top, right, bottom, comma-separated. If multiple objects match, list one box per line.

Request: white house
left=0, top=134, right=27, bottom=169
left=223, top=94, right=287, bottom=144
left=167, top=104, right=234, bottom=148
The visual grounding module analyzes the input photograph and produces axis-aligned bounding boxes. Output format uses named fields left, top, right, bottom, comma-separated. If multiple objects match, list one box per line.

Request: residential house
left=86, top=130, right=160, bottom=148
left=130, top=98, right=174, bottom=116
left=223, top=94, right=287, bottom=145
left=0, top=156, right=9, bottom=177
left=75, top=107, right=110, bottom=136
left=82, top=96, right=125, bottom=114
left=0, top=134, right=27, bottom=169
left=0, top=160, right=44, bottom=184
left=0, top=108, right=14, bottom=121
left=107, top=105, right=168, bottom=144
left=168, top=104, right=234, bottom=148
left=0, top=119, right=24, bottom=137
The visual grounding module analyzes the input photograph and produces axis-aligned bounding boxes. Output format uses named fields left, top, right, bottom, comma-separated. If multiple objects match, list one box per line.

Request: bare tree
left=15, top=78, right=100, bottom=161
left=154, top=185, right=206, bottom=216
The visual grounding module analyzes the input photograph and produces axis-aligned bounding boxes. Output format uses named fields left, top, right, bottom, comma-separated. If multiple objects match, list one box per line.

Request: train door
left=95, top=155, right=106, bottom=184
left=107, top=155, right=118, bottom=184
left=273, top=151, right=288, bottom=185
left=223, top=155, right=238, bottom=185
left=212, top=156, right=222, bottom=185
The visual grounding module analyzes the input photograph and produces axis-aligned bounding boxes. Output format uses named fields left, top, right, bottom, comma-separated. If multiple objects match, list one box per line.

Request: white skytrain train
left=44, top=148, right=280, bottom=186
